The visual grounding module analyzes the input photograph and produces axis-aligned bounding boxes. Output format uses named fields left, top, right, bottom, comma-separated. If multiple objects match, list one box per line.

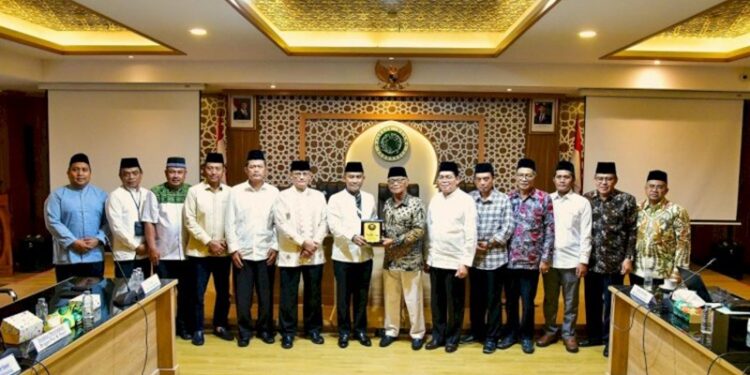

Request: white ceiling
left=1, top=0, right=749, bottom=92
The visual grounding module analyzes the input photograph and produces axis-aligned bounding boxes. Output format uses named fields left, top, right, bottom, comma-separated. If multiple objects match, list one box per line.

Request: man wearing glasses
left=425, top=161, right=477, bottom=353
left=379, top=167, right=427, bottom=350
left=499, top=158, right=554, bottom=354
left=582, top=162, right=637, bottom=357
left=273, top=160, right=329, bottom=349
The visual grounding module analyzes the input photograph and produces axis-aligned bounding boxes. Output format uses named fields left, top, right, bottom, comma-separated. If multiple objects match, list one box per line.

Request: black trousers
left=468, top=266, right=506, bottom=341
left=279, top=265, right=323, bottom=337
left=505, top=269, right=540, bottom=340
left=584, top=271, right=624, bottom=342
left=55, top=261, right=105, bottom=282
left=234, top=258, right=276, bottom=338
left=430, top=267, right=466, bottom=346
left=155, top=260, right=193, bottom=334
left=190, top=256, right=232, bottom=332
left=333, top=260, right=373, bottom=335
left=114, top=258, right=152, bottom=279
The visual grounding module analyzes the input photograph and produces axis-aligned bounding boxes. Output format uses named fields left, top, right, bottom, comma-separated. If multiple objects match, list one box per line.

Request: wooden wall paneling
left=524, top=101, right=560, bottom=193
left=226, top=128, right=260, bottom=186
left=737, top=100, right=750, bottom=267
left=0, top=195, right=12, bottom=276
left=0, top=96, right=9, bottom=194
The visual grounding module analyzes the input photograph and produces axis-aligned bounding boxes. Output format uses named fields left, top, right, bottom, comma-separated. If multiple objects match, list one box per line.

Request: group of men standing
left=45, top=150, right=690, bottom=356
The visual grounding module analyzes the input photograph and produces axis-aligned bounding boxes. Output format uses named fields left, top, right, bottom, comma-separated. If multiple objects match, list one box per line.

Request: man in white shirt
left=146, top=156, right=192, bottom=340
left=327, top=161, right=377, bottom=348
left=183, top=152, right=232, bottom=346
left=537, top=161, right=591, bottom=353
left=425, top=161, right=477, bottom=353
left=106, top=157, right=158, bottom=278
left=226, top=150, right=279, bottom=347
left=273, top=160, right=328, bottom=349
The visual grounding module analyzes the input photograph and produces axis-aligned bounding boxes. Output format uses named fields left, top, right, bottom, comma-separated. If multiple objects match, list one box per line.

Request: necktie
left=355, top=193, right=362, bottom=218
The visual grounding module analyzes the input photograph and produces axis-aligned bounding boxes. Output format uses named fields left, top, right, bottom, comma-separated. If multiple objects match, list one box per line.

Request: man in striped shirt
left=462, top=163, right=513, bottom=354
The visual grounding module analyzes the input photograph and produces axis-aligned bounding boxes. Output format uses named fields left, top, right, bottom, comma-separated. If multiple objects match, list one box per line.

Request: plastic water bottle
left=701, top=305, right=714, bottom=335
left=643, top=270, right=654, bottom=292
left=82, top=291, right=94, bottom=331
left=134, top=268, right=144, bottom=284
left=35, top=297, right=48, bottom=321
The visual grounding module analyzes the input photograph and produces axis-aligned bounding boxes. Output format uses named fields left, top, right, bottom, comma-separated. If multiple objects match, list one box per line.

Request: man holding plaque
left=327, top=161, right=377, bottom=348
left=379, top=166, right=427, bottom=350
left=425, top=161, right=477, bottom=353
left=273, top=160, right=329, bottom=349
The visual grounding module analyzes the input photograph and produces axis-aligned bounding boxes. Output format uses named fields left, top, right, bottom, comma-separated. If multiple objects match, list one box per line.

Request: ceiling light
left=388, top=57, right=395, bottom=61
left=654, top=60, right=661, bottom=65
left=270, top=84, right=276, bottom=89
left=189, top=28, right=207, bottom=36
left=506, top=88, right=513, bottom=92
left=128, top=55, right=134, bottom=59
left=578, top=30, right=597, bottom=39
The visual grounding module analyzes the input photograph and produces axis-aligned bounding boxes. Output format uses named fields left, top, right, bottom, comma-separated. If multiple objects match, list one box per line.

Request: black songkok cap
left=166, top=157, right=186, bottom=168
left=344, top=162, right=364, bottom=173
left=205, top=152, right=224, bottom=164
left=290, top=160, right=311, bottom=171
left=474, top=163, right=494, bottom=175
left=595, top=162, right=617, bottom=175
left=246, top=150, right=265, bottom=161
left=119, top=157, right=140, bottom=169
left=646, top=170, right=668, bottom=183
left=438, top=161, right=459, bottom=176
left=387, top=166, right=407, bottom=178
left=517, top=158, right=536, bottom=171
left=555, top=160, right=575, bottom=175
left=69, top=153, right=90, bottom=166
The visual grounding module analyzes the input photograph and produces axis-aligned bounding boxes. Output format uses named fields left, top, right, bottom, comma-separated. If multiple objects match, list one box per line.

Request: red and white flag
left=573, top=115, right=583, bottom=193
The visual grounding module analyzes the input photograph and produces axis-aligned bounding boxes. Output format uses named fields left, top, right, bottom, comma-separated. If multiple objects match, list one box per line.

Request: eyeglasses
left=387, top=178, right=407, bottom=185
left=516, top=173, right=535, bottom=180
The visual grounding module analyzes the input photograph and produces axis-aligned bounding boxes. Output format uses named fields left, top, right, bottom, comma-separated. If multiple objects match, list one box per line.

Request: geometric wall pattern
left=198, top=95, right=587, bottom=192
left=259, top=96, right=528, bottom=192
left=199, top=94, right=228, bottom=162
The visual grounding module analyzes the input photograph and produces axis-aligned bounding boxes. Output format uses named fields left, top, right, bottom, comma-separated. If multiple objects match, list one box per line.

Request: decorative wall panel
left=199, top=94, right=227, bottom=162
left=259, top=96, right=527, bottom=193
left=558, top=99, right=586, bottom=164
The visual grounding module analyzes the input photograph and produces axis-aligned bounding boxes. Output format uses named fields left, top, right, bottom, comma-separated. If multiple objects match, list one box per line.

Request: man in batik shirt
left=379, top=166, right=427, bottom=351
left=631, top=170, right=690, bottom=286
left=499, top=158, right=554, bottom=355
left=582, top=161, right=637, bottom=357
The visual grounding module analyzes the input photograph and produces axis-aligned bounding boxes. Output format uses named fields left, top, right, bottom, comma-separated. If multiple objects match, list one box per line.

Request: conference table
left=0, top=277, right=177, bottom=375
left=608, top=285, right=747, bottom=375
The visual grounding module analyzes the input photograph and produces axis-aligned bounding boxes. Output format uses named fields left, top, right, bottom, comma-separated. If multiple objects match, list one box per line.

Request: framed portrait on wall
left=229, top=95, right=257, bottom=129
left=529, top=98, right=556, bottom=134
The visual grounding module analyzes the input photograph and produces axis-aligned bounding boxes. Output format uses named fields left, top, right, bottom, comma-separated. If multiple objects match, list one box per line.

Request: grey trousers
left=542, top=268, right=580, bottom=338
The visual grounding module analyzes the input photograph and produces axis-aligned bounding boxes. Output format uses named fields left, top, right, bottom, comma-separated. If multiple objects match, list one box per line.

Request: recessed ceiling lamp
left=270, top=84, right=277, bottom=89
left=578, top=30, right=597, bottom=39
left=654, top=60, right=661, bottom=65
left=190, top=28, right=207, bottom=36
left=506, top=88, right=513, bottom=92
left=128, top=55, right=134, bottom=59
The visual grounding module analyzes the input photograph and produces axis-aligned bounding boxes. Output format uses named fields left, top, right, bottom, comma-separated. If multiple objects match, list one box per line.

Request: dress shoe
left=536, top=333, right=559, bottom=347
left=309, top=331, right=325, bottom=345
left=411, top=338, right=424, bottom=351
left=258, top=331, right=275, bottom=344
left=281, top=335, right=294, bottom=349
left=213, top=326, right=234, bottom=341
left=354, top=332, right=372, bottom=347
left=482, top=339, right=497, bottom=354
left=237, top=336, right=250, bottom=347
left=445, top=344, right=458, bottom=353
left=379, top=335, right=397, bottom=348
left=425, top=339, right=444, bottom=350
left=563, top=337, right=579, bottom=353
left=460, top=334, right=477, bottom=344
left=338, top=334, right=349, bottom=348
left=578, top=338, right=603, bottom=347
left=521, top=339, right=535, bottom=354
left=497, top=336, right=517, bottom=350
left=191, top=331, right=205, bottom=346
left=178, top=330, right=193, bottom=341
left=603, top=344, right=609, bottom=357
